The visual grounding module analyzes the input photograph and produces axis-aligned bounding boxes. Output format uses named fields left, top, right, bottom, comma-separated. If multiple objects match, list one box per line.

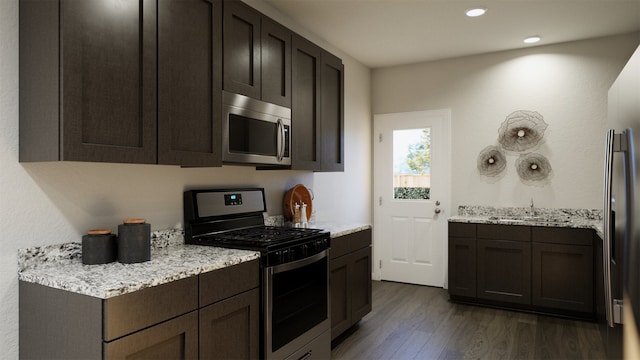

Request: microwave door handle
left=277, top=119, right=285, bottom=161
left=603, top=129, right=616, bottom=327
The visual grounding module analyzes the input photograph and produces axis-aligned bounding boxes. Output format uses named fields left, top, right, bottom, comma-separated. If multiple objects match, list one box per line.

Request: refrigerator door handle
left=604, top=129, right=616, bottom=328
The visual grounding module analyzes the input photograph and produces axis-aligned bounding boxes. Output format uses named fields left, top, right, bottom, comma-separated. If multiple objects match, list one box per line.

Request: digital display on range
left=224, top=193, right=242, bottom=206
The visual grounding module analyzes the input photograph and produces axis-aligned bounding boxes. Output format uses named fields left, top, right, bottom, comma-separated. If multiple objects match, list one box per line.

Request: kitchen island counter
left=18, top=229, right=259, bottom=299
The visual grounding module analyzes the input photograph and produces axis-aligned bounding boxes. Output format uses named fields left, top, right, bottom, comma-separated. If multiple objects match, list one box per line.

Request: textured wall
left=0, top=0, right=372, bottom=357
left=372, top=33, right=640, bottom=213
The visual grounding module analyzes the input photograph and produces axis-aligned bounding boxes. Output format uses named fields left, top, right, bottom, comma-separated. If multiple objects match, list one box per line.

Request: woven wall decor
left=477, top=145, right=507, bottom=176
left=498, top=110, right=548, bottom=152
left=515, top=153, right=552, bottom=181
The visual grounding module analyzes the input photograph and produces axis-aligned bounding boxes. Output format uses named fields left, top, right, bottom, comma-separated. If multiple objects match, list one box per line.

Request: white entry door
left=373, top=110, right=450, bottom=287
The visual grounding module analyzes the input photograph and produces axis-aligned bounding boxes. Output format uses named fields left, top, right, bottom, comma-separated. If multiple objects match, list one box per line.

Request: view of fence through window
left=393, top=128, right=431, bottom=200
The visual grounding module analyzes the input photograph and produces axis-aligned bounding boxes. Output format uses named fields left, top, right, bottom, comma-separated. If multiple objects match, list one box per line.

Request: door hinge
left=379, top=259, right=382, bottom=269
left=379, top=196, right=382, bottom=206
left=379, top=133, right=383, bottom=142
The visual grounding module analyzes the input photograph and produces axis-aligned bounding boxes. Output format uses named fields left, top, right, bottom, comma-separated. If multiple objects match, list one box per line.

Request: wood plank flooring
left=331, top=281, right=606, bottom=360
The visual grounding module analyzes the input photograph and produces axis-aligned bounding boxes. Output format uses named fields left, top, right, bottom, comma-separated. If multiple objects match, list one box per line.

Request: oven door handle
left=270, top=249, right=328, bottom=274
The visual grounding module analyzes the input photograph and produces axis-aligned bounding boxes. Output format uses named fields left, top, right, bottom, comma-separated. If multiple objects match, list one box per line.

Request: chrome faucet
left=530, top=198, right=535, bottom=216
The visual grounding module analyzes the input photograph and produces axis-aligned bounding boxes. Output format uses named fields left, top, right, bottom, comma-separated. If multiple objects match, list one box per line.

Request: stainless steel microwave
left=222, top=91, right=291, bottom=166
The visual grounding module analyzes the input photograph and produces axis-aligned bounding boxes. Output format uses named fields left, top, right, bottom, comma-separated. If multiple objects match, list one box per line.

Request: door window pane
left=393, top=128, right=431, bottom=200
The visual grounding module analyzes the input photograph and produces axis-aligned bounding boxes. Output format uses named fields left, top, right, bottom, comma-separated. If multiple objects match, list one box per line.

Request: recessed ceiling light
left=524, top=36, right=541, bottom=44
left=466, top=8, right=487, bottom=17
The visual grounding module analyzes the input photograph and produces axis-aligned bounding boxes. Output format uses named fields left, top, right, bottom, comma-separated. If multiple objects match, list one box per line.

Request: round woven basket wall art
left=515, top=153, right=552, bottom=181
left=498, top=110, right=548, bottom=152
left=477, top=145, right=507, bottom=176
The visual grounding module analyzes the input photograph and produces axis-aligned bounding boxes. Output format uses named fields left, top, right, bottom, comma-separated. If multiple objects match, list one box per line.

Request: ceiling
left=263, top=0, right=640, bottom=68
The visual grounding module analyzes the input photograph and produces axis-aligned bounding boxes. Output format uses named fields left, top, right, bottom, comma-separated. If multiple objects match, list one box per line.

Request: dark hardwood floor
left=331, top=280, right=606, bottom=360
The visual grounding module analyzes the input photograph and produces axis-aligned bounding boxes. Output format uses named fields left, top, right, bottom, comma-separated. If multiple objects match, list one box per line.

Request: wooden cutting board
left=283, top=184, right=313, bottom=221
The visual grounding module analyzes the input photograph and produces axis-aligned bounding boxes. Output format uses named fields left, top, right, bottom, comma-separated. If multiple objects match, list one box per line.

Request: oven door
left=264, top=250, right=330, bottom=360
left=223, top=91, right=291, bottom=166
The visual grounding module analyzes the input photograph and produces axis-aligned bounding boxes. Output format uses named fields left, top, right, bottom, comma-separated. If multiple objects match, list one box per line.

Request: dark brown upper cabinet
left=291, top=35, right=322, bottom=170
left=158, top=0, right=223, bottom=166
left=223, top=0, right=292, bottom=108
left=261, top=18, right=292, bottom=108
left=19, top=0, right=223, bottom=166
left=291, top=35, right=344, bottom=172
left=20, top=0, right=157, bottom=164
left=320, top=52, right=345, bottom=172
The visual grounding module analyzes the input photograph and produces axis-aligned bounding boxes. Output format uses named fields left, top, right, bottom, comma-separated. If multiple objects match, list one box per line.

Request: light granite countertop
left=17, top=223, right=371, bottom=300
left=310, top=222, right=371, bottom=238
left=448, top=205, right=604, bottom=239
left=18, top=229, right=259, bottom=299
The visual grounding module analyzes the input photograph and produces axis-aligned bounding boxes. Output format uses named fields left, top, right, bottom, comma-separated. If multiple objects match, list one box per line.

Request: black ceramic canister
left=82, top=229, right=117, bottom=265
left=117, top=218, right=151, bottom=263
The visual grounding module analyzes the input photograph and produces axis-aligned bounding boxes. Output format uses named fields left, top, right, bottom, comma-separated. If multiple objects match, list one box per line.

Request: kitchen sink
left=488, top=216, right=571, bottom=224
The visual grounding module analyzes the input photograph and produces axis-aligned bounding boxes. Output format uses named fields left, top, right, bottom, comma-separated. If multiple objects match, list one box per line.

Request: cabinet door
left=157, top=0, right=222, bottom=166
left=199, top=289, right=260, bottom=359
left=448, top=237, right=477, bottom=298
left=104, top=311, right=198, bottom=359
left=477, top=239, right=531, bottom=305
left=291, top=35, right=322, bottom=170
left=330, top=253, right=351, bottom=340
left=351, top=246, right=373, bottom=321
left=320, top=51, right=345, bottom=172
left=261, top=17, right=292, bottom=108
left=61, top=0, right=157, bottom=163
left=223, top=0, right=261, bottom=99
left=532, top=242, right=594, bottom=313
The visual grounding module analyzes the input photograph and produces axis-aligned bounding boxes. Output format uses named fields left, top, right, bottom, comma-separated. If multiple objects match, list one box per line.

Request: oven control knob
left=303, top=243, right=310, bottom=256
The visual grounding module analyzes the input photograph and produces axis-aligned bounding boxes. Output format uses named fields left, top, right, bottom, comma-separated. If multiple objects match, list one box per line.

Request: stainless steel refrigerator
left=603, top=44, right=640, bottom=360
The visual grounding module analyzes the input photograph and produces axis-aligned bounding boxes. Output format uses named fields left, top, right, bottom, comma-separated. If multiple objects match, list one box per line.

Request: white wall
left=0, top=0, right=372, bottom=357
left=372, top=33, right=640, bottom=213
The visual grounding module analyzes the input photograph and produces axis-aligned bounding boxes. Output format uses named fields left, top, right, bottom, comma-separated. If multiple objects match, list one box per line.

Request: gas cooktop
left=183, top=188, right=330, bottom=266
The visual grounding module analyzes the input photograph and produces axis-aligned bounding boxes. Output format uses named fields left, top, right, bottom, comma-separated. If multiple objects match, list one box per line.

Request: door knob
left=434, top=208, right=442, bottom=214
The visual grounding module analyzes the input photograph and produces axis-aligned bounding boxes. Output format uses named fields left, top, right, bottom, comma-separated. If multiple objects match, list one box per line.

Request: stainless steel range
left=184, top=188, right=331, bottom=360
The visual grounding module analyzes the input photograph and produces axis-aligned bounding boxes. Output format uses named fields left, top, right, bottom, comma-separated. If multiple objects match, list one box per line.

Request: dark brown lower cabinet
left=448, top=223, right=477, bottom=298
left=448, top=222, right=596, bottom=319
left=532, top=227, right=594, bottom=314
left=19, top=259, right=259, bottom=359
left=199, top=288, right=259, bottom=359
left=477, top=239, right=531, bottom=305
left=330, top=229, right=372, bottom=340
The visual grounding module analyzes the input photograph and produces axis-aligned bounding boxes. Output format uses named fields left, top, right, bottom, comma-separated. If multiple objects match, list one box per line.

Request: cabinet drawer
left=199, top=259, right=259, bottom=307
left=449, top=222, right=476, bottom=238
left=104, top=310, right=198, bottom=359
left=532, top=227, right=593, bottom=246
left=330, top=228, right=372, bottom=259
left=477, top=224, right=530, bottom=242
left=103, top=276, right=198, bottom=341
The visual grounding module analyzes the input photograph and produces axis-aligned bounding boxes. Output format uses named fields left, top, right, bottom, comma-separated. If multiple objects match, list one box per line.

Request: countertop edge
left=448, top=216, right=604, bottom=239
left=311, top=222, right=372, bottom=238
